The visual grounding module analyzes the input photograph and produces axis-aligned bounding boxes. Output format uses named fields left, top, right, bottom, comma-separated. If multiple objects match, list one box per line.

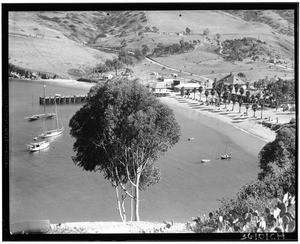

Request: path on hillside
left=145, top=56, right=294, bottom=80
left=145, top=57, right=211, bottom=80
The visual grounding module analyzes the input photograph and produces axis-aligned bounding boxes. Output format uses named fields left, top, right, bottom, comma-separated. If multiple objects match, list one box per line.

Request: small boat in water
left=220, top=153, right=232, bottom=160
left=27, top=140, right=50, bottom=152
left=201, top=159, right=211, bottom=163
left=25, top=113, right=55, bottom=121
left=39, top=101, right=64, bottom=138
left=25, top=87, right=55, bottom=121
left=220, top=142, right=232, bottom=160
left=39, top=127, right=64, bottom=138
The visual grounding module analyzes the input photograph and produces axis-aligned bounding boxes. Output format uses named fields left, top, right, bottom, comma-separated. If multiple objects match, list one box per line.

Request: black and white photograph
left=2, top=2, right=298, bottom=241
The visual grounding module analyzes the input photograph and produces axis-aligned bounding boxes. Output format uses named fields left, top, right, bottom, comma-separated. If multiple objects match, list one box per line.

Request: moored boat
left=220, top=142, right=232, bottom=160
left=201, top=159, right=211, bottom=163
left=220, top=153, right=232, bottom=160
left=39, top=127, right=64, bottom=138
left=38, top=100, right=64, bottom=138
left=27, top=140, right=50, bottom=152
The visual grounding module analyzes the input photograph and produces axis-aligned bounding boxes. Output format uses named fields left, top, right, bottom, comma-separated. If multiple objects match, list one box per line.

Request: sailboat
left=38, top=100, right=64, bottom=138
left=27, top=140, right=50, bottom=152
left=220, top=142, right=232, bottom=160
left=24, top=85, right=55, bottom=121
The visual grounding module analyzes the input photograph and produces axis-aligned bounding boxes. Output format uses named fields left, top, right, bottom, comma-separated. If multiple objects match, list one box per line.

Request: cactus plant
left=190, top=193, right=295, bottom=233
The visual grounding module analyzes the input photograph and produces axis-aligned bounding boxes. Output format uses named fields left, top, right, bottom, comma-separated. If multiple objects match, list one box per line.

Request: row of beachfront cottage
left=149, top=72, right=251, bottom=97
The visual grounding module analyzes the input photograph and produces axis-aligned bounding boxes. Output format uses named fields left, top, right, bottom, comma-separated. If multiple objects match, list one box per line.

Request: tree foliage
left=69, top=78, right=181, bottom=221
left=258, top=122, right=295, bottom=187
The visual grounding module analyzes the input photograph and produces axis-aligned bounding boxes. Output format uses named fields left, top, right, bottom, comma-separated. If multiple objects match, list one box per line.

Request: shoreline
left=28, top=78, right=294, bottom=143
left=161, top=93, right=295, bottom=144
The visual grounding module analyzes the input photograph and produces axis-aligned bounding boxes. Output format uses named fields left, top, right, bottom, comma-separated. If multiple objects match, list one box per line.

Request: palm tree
left=231, top=94, right=237, bottom=111
left=259, top=98, right=265, bottom=119
left=222, top=91, right=229, bottom=109
left=216, top=81, right=224, bottom=106
left=245, top=103, right=250, bottom=115
left=210, top=89, right=216, bottom=105
left=252, top=103, right=258, bottom=117
left=234, top=84, right=239, bottom=94
left=180, top=87, right=185, bottom=97
left=246, top=90, right=251, bottom=99
left=192, top=88, right=197, bottom=100
left=204, top=90, right=209, bottom=104
left=186, top=89, right=190, bottom=98
left=228, top=84, right=234, bottom=94
left=238, top=98, right=243, bottom=113
left=198, top=86, right=203, bottom=102
left=250, top=94, right=256, bottom=103
left=239, top=87, right=245, bottom=97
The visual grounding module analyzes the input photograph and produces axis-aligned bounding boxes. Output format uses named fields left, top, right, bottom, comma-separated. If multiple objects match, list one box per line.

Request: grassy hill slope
left=8, top=10, right=294, bottom=81
left=9, top=12, right=116, bottom=78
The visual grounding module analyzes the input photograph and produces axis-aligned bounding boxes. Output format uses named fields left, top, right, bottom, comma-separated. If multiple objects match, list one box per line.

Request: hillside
left=8, top=10, right=294, bottom=81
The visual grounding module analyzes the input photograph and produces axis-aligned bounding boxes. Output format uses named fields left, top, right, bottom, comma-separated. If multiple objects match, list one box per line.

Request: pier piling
left=39, top=95, right=87, bottom=105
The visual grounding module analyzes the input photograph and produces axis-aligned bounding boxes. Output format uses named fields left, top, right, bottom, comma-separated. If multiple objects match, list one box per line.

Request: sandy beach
left=164, top=92, right=295, bottom=144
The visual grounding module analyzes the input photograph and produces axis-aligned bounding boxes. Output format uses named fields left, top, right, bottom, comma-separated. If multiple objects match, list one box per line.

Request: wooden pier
left=39, top=95, right=87, bottom=105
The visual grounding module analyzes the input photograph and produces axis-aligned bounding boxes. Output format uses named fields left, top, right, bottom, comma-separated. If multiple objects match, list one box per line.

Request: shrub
left=189, top=193, right=295, bottom=233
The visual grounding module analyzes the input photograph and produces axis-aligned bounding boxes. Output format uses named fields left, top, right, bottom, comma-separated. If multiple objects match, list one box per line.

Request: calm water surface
left=9, top=79, right=266, bottom=224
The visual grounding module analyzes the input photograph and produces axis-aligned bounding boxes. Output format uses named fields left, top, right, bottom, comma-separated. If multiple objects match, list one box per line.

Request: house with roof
left=218, top=73, right=246, bottom=88
left=150, top=82, right=170, bottom=97
left=173, top=82, right=200, bottom=91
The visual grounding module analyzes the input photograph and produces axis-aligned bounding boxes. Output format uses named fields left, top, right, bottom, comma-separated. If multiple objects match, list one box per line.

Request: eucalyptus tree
left=69, top=78, right=181, bottom=222
left=94, top=64, right=109, bottom=77
left=105, top=58, right=124, bottom=76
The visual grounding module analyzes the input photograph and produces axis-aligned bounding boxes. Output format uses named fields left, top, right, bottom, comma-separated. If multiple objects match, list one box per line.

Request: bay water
left=8, top=79, right=267, bottom=224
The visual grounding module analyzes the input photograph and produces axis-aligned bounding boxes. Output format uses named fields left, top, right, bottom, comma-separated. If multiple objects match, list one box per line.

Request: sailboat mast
left=224, top=143, right=228, bottom=154
left=43, top=85, right=46, bottom=114
left=55, top=100, right=59, bottom=129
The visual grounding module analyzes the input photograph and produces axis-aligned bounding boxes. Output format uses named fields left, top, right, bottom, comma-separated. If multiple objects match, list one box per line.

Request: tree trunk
left=115, top=185, right=125, bottom=222
left=132, top=171, right=141, bottom=221
left=261, top=106, right=263, bottom=119
left=239, top=105, right=241, bottom=113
